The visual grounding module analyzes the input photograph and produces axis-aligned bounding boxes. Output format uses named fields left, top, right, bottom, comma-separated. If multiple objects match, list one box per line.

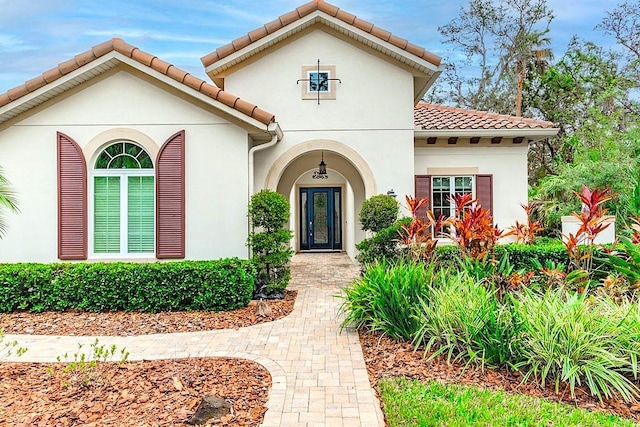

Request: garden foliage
left=247, top=189, right=293, bottom=298
left=358, top=194, right=399, bottom=233
left=0, top=259, right=255, bottom=313
left=344, top=186, right=640, bottom=403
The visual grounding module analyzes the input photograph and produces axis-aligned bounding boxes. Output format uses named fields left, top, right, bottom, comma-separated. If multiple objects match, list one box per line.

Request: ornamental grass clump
left=339, top=259, right=433, bottom=341
left=413, top=270, right=518, bottom=368
left=512, top=288, right=640, bottom=402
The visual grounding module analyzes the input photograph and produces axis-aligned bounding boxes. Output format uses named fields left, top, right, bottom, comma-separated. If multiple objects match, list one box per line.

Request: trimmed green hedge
left=435, top=243, right=569, bottom=270
left=0, top=258, right=255, bottom=313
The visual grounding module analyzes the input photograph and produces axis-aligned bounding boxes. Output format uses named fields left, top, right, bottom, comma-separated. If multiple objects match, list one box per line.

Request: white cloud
left=85, top=29, right=225, bottom=45
left=0, top=34, right=36, bottom=52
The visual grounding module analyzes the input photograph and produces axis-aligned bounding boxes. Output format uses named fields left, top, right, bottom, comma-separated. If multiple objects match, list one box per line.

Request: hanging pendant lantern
left=312, top=152, right=329, bottom=179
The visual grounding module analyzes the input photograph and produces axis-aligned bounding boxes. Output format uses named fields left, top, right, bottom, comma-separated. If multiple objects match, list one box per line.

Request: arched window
left=92, top=141, right=154, bottom=255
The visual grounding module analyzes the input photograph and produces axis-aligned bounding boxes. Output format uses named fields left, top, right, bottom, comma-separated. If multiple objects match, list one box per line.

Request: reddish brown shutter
left=156, top=130, right=185, bottom=259
left=415, top=175, right=432, bottom=219
left=475, top=174, right=493, bottom=213
left=57, top=132, right=87, bottom=260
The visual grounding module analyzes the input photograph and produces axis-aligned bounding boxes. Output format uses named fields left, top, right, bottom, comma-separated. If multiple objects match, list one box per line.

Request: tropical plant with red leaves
left=398, top=195, right=443, bottom=261
left=562, top=185, right=616, bottom=284
left=444, top=193, right=502, bottom=260
left=504, top=203, right=544, bottom=245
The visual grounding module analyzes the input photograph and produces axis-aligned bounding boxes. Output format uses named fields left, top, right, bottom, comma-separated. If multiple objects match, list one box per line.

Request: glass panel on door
left=313, top=191, right=329, bottom=245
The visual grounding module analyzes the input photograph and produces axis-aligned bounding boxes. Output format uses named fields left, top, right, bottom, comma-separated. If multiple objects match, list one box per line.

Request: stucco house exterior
left=0, top=0, right=558, bottom=263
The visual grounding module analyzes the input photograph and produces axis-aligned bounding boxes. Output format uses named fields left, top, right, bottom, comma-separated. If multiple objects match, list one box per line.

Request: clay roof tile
left=42, top=67, right=63, bottom=83
left=25, top=76, right=47, bottom=93
left=215, top=43, right=237, bottom=60
left=182, top=74, right=204, bottom=92
left=149, top=57, right=172, bottom=74
left=200, top=84, right=221, bottom=99
left=92, top=39, right=115, bottom=58
left=317, top=1, right=339, bottom=16
left=335, top=9, right=356, bottom=24
left=296, top=1, right=319, bottom=17
left=370, top=26, right=392, bottom=42
left=216, top=90, right=239, bottom=108
left=131, top=49, right=156, bottom=67
left=200, top=52, right=220, bottom=68
left=248, top=27, right=269, bottom=42
left=75, top=50, right=96, bottom=67
left=57, top=58, right=80, bottom=75
left=279, top=9, right=301, bottom=26
left=0, top=93, right=10, bottom=107
left=112, top=38, right=135, bottom=57
left=388, top=35, right=408, bottom=50
left=352, top=17, right=374, bottom=32
left=7, top=85, right=29, bottom=101
left=251, top=108, right=276, bottom=124
left=232, top=35, right=252, bottom=52
left=264, top=19, right=283, bottom=34
left=165, top=65, right=188, bottom=83
left=234, top=98, right=258, bottom=117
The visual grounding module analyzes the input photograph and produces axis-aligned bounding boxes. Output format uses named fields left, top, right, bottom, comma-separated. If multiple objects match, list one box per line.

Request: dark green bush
left=359, top=194, right=399, bottom=233
left=0, top=258, right=255, bottom=313
left=434, top=243, right=570, bottom=271
left=356, top=217, right=411, bottom=266
left=247, top=189, right=293, bottom=297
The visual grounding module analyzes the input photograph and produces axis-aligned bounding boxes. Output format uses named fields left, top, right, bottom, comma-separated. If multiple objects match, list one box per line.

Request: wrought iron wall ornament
left=297, top=59, right=341, bottom=105
left=312, top=152, right=329, bottom=179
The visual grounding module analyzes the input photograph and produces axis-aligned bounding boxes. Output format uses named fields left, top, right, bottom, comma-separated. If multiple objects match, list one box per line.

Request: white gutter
left=247, top=122, right=283, bottom=257
left=248, top=122, right=283, bottom=197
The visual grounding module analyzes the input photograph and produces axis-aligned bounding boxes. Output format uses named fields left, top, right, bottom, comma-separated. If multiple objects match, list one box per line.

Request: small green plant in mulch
left=53, top=339, right=129, bottom=389
left=380, top=377, right=638, bottom=427
left=0, top=328, right=27, bottom=360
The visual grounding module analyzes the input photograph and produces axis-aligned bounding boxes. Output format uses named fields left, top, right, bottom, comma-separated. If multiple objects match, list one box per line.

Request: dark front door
left=300, top=187, right=342, bottom=251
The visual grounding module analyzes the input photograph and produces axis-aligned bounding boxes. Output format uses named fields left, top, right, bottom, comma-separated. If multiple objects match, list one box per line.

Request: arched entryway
left=264, top=140, right=376, bottom=260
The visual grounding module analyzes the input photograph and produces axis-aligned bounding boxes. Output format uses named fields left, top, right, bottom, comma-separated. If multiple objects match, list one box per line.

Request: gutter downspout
left=247, top=122, right=282, bottom=257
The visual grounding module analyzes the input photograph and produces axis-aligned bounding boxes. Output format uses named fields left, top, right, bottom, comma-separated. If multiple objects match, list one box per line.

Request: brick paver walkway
left=3, top=253, right=385, bottom=427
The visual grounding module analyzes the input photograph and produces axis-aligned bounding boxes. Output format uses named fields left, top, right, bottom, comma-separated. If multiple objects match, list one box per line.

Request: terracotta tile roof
left=414, top=103, right=556, bottom=130
left=201, top=0, right=441, bottom=69
left=0, top=38, right=276, bottom=126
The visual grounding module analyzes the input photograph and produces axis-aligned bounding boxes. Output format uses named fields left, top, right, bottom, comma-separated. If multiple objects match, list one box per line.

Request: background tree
left=429, top=0, right=553, bottom=115
left=0, top=167, right=19, bottom=238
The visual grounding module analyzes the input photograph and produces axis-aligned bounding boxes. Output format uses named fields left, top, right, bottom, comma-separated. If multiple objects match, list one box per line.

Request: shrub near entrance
left=247, top=189, right=293, bottom=298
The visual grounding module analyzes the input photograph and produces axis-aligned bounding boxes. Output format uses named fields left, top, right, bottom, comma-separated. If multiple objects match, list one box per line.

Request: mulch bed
left=359, top=329, right=640, bottom=423
left=0, top=291, right=296, bottom=336
left=0, top=292, right=298, bottom=426
left=0, top=358, right=270, bottom=426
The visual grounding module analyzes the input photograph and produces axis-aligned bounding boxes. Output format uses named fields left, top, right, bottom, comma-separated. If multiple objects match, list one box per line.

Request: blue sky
left=0, top=0, right=619, bottom=94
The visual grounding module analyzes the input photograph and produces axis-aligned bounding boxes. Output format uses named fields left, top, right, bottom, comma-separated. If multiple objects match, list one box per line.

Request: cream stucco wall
left=414, top=144, right=529, bottom=230
left=0, top=71, right=250, bottom=262
left=225, top=29, right=417, bottom=256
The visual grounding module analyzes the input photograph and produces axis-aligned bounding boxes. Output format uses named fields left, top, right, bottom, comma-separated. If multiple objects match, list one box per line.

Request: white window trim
left=89, top=168, right=156, bottom=259
left=432, top=175, right=475, bottom=217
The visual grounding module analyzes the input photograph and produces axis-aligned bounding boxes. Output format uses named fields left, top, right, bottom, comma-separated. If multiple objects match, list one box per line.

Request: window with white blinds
left=92, top=142, right=154, bottom=256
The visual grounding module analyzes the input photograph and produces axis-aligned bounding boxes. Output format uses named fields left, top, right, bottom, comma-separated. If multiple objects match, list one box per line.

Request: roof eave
left=415, top=128, right=560, bottom=142
left=204, top=12, right=441, bottom=80
left=0, top=52, right=277, bottom=138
